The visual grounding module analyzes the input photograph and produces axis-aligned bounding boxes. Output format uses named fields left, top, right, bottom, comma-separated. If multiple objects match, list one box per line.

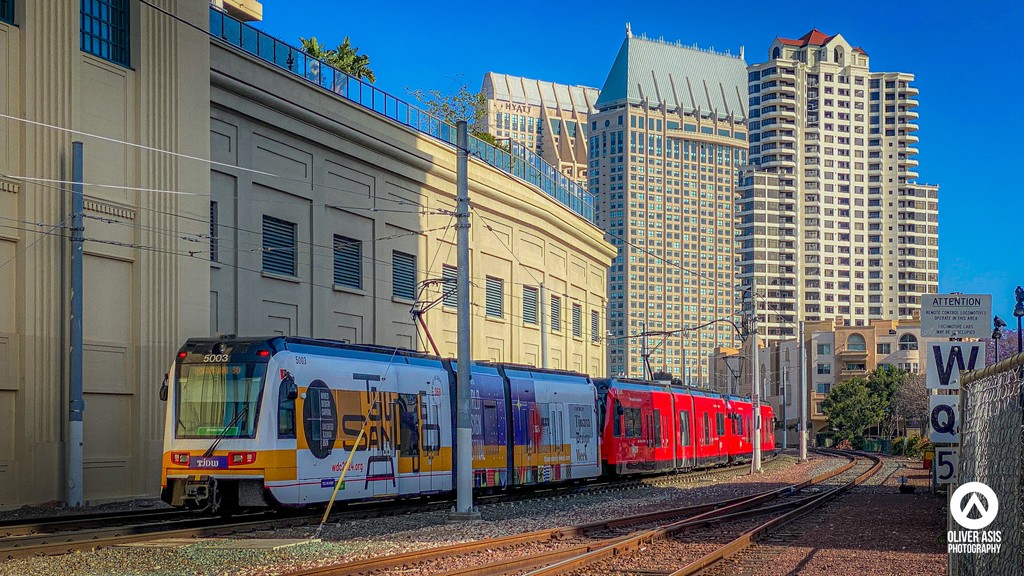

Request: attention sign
left=920, top=294, right=992, bottom=338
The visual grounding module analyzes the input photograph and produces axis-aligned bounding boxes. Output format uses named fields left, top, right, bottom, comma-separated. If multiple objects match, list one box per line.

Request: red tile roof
left=776, top=28, right=835, bottom=48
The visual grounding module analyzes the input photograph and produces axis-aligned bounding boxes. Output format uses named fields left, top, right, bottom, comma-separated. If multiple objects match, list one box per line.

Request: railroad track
left=281, top=452, right=849, bottom=576
left=0, top=456, right=779, bottom=559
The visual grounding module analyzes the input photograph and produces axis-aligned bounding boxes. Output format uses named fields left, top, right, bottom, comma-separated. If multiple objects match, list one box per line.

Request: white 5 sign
left=934, top=447, right=958, bottom=485
left=926, top=343, right=985, bottom=390
left=929, top=395, right=959, bottom=443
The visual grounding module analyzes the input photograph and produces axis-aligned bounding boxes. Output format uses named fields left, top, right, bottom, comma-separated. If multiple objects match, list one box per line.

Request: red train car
left=596, top=379, right=774, bottom=476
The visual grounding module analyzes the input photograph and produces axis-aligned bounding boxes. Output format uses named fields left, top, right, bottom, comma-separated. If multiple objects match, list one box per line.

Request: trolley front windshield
left=175, top=362, right=266, bottom=438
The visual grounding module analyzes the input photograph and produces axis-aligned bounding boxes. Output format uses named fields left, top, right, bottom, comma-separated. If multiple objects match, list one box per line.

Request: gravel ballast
left=0, top=453, right=944, bottom=576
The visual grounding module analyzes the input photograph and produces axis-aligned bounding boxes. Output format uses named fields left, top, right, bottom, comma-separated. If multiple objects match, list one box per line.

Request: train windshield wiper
left=202, top=406, right=248, bottom=458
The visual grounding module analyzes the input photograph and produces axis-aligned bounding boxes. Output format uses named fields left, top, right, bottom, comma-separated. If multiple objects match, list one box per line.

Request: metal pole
left=798, top=320, right=808, bottom=462
left=782, top=362, right=788, bottom=451
left=68, top=141, right=84, bottom=507
left=641, top=321, right=649, bottom=379
left=452, top=121, right=478, bottom=520
left=540, top=282, right=548, bottom=368
left=751, top=312, right=761, bottom=474
left=1018, top=316, right=1022, bottom=355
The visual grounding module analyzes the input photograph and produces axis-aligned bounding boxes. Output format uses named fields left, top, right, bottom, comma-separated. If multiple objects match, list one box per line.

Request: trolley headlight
left=229, top=451, right=256, bottom=466
left=171, top=452, right=190, bottom=465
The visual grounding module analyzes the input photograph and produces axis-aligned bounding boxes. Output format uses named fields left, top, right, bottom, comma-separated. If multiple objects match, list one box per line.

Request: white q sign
left=929, top=395, right=958, bottom=444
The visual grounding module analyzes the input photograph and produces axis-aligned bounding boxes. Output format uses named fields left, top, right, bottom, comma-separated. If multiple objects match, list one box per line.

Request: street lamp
left=1015, top=287, right=1024, bottom=355
left=993, top=316, right=1007, bottom=363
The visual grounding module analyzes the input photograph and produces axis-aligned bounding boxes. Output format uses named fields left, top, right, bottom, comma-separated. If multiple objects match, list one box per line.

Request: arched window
left=899, top=333, right=918, bottom=351
left=847, top=333, right=866, bottom=352
left=772, top=46, right=781, bottom=60
left=834, top=48, right=841, bottom=62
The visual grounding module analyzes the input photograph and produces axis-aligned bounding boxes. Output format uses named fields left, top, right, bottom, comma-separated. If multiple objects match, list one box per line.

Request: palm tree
left=299, top=36, right=376, bottom=84
left=331, top=37, right=376, bottom=83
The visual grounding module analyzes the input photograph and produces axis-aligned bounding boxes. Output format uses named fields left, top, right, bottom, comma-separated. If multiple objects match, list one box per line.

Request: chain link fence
left=955, top=353, right=1024, bottom=575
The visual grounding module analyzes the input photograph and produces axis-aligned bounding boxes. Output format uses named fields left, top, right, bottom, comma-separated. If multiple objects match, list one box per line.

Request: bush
left=891, top=437, right=906, bottom=456
left=835, top=439, right=854, bottom=450
left=902, top=435, right=931, bottom=458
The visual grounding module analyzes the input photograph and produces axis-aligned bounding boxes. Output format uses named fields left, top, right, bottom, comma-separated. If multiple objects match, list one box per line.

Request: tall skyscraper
left=481, top=73, right=600, bottom=186
left=740, top=30, right=938, bottom=340
left=590, top=30, right=749, bottom=381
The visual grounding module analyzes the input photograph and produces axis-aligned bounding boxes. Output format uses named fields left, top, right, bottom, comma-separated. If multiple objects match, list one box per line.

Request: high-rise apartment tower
left=591, top=30, right=749, bottom=380
left=739, top=30, right=938, bottom=340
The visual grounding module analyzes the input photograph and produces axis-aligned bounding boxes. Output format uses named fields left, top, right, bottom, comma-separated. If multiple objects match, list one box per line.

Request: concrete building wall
left=210, top=41, right=614, bottom=375
left=0, top=2, right=211, bottom=507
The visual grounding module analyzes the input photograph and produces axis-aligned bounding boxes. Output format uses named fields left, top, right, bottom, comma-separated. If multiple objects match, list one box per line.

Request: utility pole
left=68, top=141, right=85, bottom=507
left=798, top=320, right=808, bottom=462
left=781, top=361, right=788, bottom=451
left=540, top=283, right=548, bottom=368
left=451, top=122, right=479, bottom=521
left=751, top=310, right=762, bottom=474
left=640, top=321, right=649, bottom=379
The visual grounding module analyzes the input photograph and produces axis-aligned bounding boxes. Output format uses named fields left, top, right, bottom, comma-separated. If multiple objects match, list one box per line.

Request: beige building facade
left=481, top=73, right=599, bottom=186
left=590, top=32, right=749, bottom=381
left=0, top=1, right=612, bottom=508
left=209, top=23, right=614, bottom=375
left=711, top=317, right=925, bottom=446
left=739, top=30, right=939, bottom=342
left=0, top=2, right=211, bottom=506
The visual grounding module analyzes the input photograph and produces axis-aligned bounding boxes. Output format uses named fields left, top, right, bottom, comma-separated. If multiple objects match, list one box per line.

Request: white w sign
left=926, top=342, right=985, bottom=390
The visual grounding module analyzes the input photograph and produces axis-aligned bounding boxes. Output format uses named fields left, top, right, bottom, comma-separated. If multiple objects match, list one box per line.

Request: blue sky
left=253, top=0, right=1024, bottom=318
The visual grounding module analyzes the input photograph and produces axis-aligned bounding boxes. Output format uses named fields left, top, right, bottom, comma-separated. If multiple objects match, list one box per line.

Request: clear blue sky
left=253, top=0, right=1024, bottom=319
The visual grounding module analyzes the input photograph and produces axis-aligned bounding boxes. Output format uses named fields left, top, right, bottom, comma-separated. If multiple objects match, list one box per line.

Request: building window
left=522, top=286, right=539, bottom=325
left=815, top=401, right=824, bottom=415
left=485, top=277, right=503, bottom=318
left=876, top=342, right=891, bottom=355
left=80, top=0, right=131, bottom=67
left=847, top=333, right=866, bottom=352
left=816, top=382, right=831, bottom=394
left=392, top=251, right=416, bottom=300
left=591, top=310, right=600, bottom=342
left=572, top=303, right=582, bottom=338
left=262, top=215, right=296, bottom=276
left=332, top=235, right=361, bottom=289
left=550, top=295, right=562, bottom=332
left=817, top=363, right=831, bottom=375
left=816, top=343, right=831, bottom=355
left=209, top=201, right=218, bottom=262
left=442, top=264, right=457, bottom=308
left=0, top=0, right=14, bottom=24
left=898, top=333, right=918, bottom=351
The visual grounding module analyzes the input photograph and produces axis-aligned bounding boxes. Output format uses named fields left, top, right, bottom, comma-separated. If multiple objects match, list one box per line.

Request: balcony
left=208, top=6, right=597, bottom=223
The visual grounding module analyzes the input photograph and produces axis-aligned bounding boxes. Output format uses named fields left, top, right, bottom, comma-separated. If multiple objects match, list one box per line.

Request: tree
left=988, top=329, right=1020, bottom=365
left=821, top=377, right=885, bottom=444
left=299, top=36, right=376, bottom=83
left=866, top=364, right=908, bottom=437
left=407, top=79, right=497, bottom=145
left=892, top=373, right=928, bottom=436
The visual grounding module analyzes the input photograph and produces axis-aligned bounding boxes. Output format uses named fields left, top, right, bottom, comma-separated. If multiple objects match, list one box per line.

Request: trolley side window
left=613, top=399, right=623, bottom=437
left=703, top=412, right=710, bottom=444
left=278, top=379, right=296, bottom=438
left=679, top=410, right=691, bottom=447
left=652, top=409, right=662, bottom=447
left=716, top=413, right=725, bottom=437
left=624, top=407, right=642, bottom=438
left=397, top=394, right=420, bottom=456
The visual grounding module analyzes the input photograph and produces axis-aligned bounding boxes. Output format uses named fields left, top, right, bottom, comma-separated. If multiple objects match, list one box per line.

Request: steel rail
left=669, top=450, right=882, bottom=576
left=518, top=450, right=863, bottom=576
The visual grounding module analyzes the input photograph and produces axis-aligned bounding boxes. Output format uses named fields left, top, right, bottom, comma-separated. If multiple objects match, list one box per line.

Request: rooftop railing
left=209, top=7, right=597, bottom=223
